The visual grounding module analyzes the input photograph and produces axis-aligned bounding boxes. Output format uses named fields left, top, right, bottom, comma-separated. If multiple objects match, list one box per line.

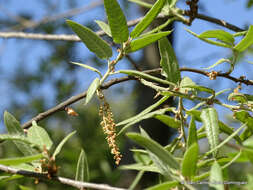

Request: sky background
left=0, top=0, right=252, bottom=130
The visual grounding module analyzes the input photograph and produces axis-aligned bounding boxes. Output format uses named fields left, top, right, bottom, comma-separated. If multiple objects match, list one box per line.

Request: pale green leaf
left=203, top=58, right=231, bottom=70
left=95, top=20, right=112, bottom=37
left=228, top=92, right=248, bottom=103
left=19, top=185, right=34, bottom=190
left=85, top=78, right=100, bottom=105
left=27, top=121, right=53, bottom=151
left=75, top=149, right=89, bottom=182
left=4, top=111, right=38, bottom=156
left=181, top=143, right=199, bottom=179
left=158, top=37, right=181, bottom=83
left=201, top=108, right=219, bottom=157
left=187, top=116, right=198, bottom=148
left=131, top=0, right=166, bottom=38
left=0, top=154, right=43, bottom=166
left=179, top=76, right=196, bottom=94
left=52, top=131, right=76, bottom=160
left=154, top=114, right=180, bottom=129
left=145, top=181, right=178, bottom=190
left=234, top=25, right=253, bottom=52
left=129, top=0, right=152, bottom=8
left=70, top=62, right=102, bottom=78
left=66, top=20, right=112, bottom=59
left=199, top=30, right=234, bottom=45
left=127, top=133, right=180, bottom=169
left=104, top=0, right=129, bottom=43
left=209, top=161, right=224, bottom=190
left=127, top=31, right=172, bottom=53
left=120, top=163, right=161, bottom=173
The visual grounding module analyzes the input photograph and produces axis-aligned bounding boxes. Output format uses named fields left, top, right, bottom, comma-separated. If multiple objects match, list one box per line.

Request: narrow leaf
left=19, top=185, right=34, bottom=190
left=127, top=31, right=172, bottom=53
left=52, top=131, right=76, bottom=160
left=127, top=133, right=180, bottom=169
left=66, top=20, right=112, bottom=59
left=154, top=114, right=180, bottom=129
left=104, top=0, right=129, bottom=43
left=179, top=76, right=196, bottom=94
left=145, top=181, right=179, bottom=190
left=85, top=78, right=100, bottom=105
left=120, top=163, right=161, bottom=173
left=209, top=161, right=224, bottom=190
left=234, top=25, right=253, bottom=52
left=95, top=20, right=112, bottom=37
left=4, top=111, right=38, bottom=156
left=131, top=0, right=166, bottom=38
left=0, top=154, right=43, bottom=166
left=187, top=116, right=198, bottom=148
left=158, top=37, right=181, bottom=83
left=181, top=143, right=199, bottom=179
left=199, top=30, right=234, bottom=45
left=203, top=58, right=231, bottom=70
left=70, top=61, right=102, bottom=78
left=129, top=0, right=152, bottom=8
left=201, top=108, right=219, bottom=157
left=27, top=121, right=53, bottom=151
left=75, top=149, right=89, bottom=182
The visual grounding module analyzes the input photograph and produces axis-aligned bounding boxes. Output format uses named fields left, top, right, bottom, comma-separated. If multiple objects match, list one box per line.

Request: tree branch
left=0, top=164, right=126, bottom=190
left=21, top=67, right=253, bottom=129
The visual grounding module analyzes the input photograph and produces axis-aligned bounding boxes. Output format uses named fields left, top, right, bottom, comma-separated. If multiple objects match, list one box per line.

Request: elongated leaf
left=181, top=143, right=199, bottom=180
left=104, top=0, right=129, bottom=43
left=4, top=111, right=38, bottom=156
left=146, top=181, right=179, bottom=190
left=199, top=30, right=234, bottom=45
left=187, top=116, right=198, bottom=148
left=234, top=110, right=253, bottom=130
left=13, top=163, right=36, bottom=172
left=218, top=121, right=241, bottom=144
left=185, top=28, right=232, bottom=48
left=52, top=131, right=76, bottom=160
left=129, top=0, right=152, bottom=8
left=0, top=175, right=23, bottom=183
left=179, top=76, right=196, bottom=94
left=117, top=96, right=169, bottom=126
left=119, top=69, right=175, bottom=86
left=85, top=78, right=100, bottom=105
left=131, top=0, right=166, bottom=38
left=158, top=37, right=181, bottom=83
left=234, top=25, right=253, bottom=52
left=127, top=31, right=172, bottom=53
left=95, top=20, right=112, bottom=37
left=27, top=121, right=53, bottom=151
left=154, top=114, right=180, bottom=129
left=66, top=20, right=112, bottom=59
left=19, top=185, right=33, bottom=190
left=70, top=61, right=102, bottom=78
left=75, top=149, right=89, bottom=182
left=120, top=163, right=161, bottom=173
left=182, top=85, right=214, bottom=95
left=228, top=92, right=247, bottom=103
left=209, top=161, right=224, bottom=190
left=201, top=108, right=219, bottom=157
left=127, top=133, right=180, bottom=169
left=203, top=58, right=231, bottom=70
left=0, top=154, right=43, bottom=166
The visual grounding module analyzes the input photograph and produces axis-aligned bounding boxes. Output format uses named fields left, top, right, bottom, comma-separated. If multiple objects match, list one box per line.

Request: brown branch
left=0, top=164, right=126, bottom=190
left=21, top=67, right=253, bottom=129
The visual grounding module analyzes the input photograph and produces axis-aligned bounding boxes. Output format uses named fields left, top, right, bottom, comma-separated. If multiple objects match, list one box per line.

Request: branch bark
left=0, top=164, right=126, bottom=190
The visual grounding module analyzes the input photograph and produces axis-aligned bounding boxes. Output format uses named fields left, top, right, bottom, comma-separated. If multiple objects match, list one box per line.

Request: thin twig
left=125, top=54, right=142, bottom=71
left=21, top=67, right=253, bottom=129
left=0, top=164, right=126, bottom=190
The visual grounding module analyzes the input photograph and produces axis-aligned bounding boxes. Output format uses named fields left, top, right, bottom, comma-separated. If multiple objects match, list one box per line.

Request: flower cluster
left=98, top=92, right=122, bottom=165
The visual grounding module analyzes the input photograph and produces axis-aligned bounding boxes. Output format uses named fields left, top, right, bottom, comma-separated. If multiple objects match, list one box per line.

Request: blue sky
left=0, top=0, right=252, bottom=130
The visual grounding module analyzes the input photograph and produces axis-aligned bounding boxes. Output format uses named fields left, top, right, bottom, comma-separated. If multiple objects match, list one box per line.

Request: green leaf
left=0, top=175, right=23, bottom=183
left=185, top=28, right=232, bottom=48
left=52, top=131, right=76, bottom=160
left=203, top=58, right=231, bottom=70
left=181, top=143, right=199, bottom=180
left=131, top=0, right=166, bottom=38
left=95, top=20, right=112, bottom=37
left=70, top=62, right=102, bottom=78
left=119, top=69, right=175, bottom=86
left=154, top=114, right=180, bottom=129
left=66, top=20, right=112, bottom=59
left=228, top=92, right=248, bottom=103
left=12, top=163, right=36, bottom=172
left=182, top=85, right=214, bottom=95
left=199, top=30, right=234, bottom=45
left=129, top=0, right=153, bottom=8
left=120, top=163, right=161, bottom=173
left=145, top=181, right=179, bottom=190
left=104, top=0, right=129, bottom=43
left=4, top=111, right=38, bottom=156
left=209, top=161, right=224, bottom=190
left=234, top=110, right=253, bottom=130
left=0, top=154, right=43, bottom=166
left=234, top=25, right=253, bottom=52
left=127, top=31, right=172, bottom=53
left=179, top=76, right=196, bottom=94
left=19, top=185, right=34, bottom=190
left=158, top=37, right=181, bottom=84
left=201, top=108, right=219, bottom=157
left=187, top=117, right=198, bottom=148
left=218, top=121, right=241, bottom=144
left=75, top=149, right=89, bottom=182
left=27, top=121, right=53, bottom=151
left=85, top=78, right=100, bottom=105
left=127, top=133, right=180, bottom=170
